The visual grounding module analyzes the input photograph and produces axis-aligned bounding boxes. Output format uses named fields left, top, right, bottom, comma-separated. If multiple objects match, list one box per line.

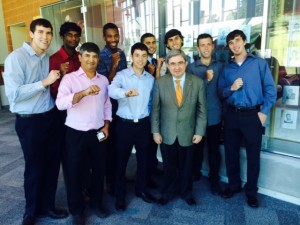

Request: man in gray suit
left=151, top=49, right=207, bottom=205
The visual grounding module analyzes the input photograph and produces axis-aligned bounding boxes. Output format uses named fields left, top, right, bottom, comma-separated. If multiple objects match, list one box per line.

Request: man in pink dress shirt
left=56, top=42, right=112, bottom=225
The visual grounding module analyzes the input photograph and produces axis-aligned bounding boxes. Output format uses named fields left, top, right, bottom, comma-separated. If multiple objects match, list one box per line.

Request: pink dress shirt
left=56, top=67, right=112, bottom=131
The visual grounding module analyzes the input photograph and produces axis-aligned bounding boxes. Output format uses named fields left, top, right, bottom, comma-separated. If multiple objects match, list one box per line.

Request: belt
left=118, top=116, right=149, bottom=123
left=230, top=105, right=260, bottom=112
left=16, top=108, right=55, bottom=118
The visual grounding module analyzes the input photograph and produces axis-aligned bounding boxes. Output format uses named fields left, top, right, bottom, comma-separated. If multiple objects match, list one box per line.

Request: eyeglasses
left=168, top=61, right=186, bottom=67
left=64, top=33, right=81, bottom=39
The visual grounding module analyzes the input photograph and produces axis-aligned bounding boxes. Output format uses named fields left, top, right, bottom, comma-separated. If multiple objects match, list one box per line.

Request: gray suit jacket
left=151, top=73, right=207, bottom=147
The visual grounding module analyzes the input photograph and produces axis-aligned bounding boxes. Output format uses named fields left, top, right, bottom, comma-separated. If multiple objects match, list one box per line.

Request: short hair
left=131, top=42, right=148, bottom=55
left=197, top=33, right=213, bottom=46
left=166, top=49, right=187, bottom=64
left=59, top=22, right=82, bottom=37
left=164, top=29, right=184, bottom=45
left=30, top=18, right=53, bottom=33
left=140, top=33, right=155, bottom=43
left=103, top=23, right=119, bottom=36
left=79, top=42, right=100, bottom=56
left=226, top=29, right=247, bottom=45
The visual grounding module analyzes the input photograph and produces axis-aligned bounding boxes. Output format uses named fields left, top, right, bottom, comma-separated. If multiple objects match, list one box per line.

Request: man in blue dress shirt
left=4, top=18, right=68, bottom=225
left=187, top=33, right=223, bottom=194
left=218, top=30, right=276, bottom=208
left=108, top=43, right=156, bottom=211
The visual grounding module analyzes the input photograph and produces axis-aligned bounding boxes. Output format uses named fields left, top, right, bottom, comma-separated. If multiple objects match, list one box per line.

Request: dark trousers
left=193, top=123, right=222, bottom=183
left=55, top=108, right=68, bottom=186
left=15, top=109, right=61, bottom=217
left=223, top=108, right=263, bottom=196
left=148, top=139, right=159, bottom=175
left=105, top=116, right=117, bottom=187
left=65, top=127, right=107, bottom=215
left=114, top=117, right=151, bottom=200
left=56, top=108, right=91, bottom=195
left=160, top=139, right=194, bottom=200
left=105, top=99, right=118, bottom=188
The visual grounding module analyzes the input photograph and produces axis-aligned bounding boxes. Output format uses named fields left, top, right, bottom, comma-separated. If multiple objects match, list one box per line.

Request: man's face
left=79, top=51, right=99, bottom=72
left=228, top=35, right=246, bottom=56
left=143, top=36, right=157, bottom=56
left=103, top=28, right=119, bottom=51
left=166, top=35, right=183, bottom=50
left=131, top=49, right=148, bottom=71
left=167, top=55, right=188, bottom=79
left=61, top=30, right=80, bottom=49
left=198, top=37, right=214, bottom=59
left=30, top=25, right=53, bottom=55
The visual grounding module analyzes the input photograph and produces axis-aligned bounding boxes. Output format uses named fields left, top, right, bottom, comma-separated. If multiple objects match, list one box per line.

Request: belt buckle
left=133, top=119, right=139, bottom=123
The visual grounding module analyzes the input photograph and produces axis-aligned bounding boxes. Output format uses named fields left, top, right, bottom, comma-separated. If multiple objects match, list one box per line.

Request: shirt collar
left=76, top=67, right=101, bottom=79
left=230, top=53, right=256, bottom=63
left=103, top=46, right=113, bottom=57
left=23, top=42, right=47, bottom=58
left=172, top=73, right=186, bottom=83
left=103, top=45, right=122, bottom=57
left=194, top=56, right=216, bottom=66
left=58, top=46, right=69, bottom=60
left=58, top=46, right=79, bottom=60
left=128, top=66, right=148, bottom=78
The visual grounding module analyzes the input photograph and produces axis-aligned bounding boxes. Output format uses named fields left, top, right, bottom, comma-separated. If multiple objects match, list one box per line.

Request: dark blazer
left=151, top=73, right=207, bottom=147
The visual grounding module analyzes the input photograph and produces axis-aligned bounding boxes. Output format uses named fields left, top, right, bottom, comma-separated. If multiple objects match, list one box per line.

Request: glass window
left=266, top=0, right=300, bottom=158
left=41, top=0, right=300, bottom=158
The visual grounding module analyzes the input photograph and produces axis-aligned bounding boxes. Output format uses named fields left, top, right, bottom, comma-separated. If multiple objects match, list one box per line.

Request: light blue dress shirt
left=4, top=42, right=54, bottom=114
left=108, top=66, right=154, bottom=120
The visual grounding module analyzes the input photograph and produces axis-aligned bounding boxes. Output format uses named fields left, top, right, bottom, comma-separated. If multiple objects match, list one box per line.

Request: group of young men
left=4, top=17, right=276, bottom=225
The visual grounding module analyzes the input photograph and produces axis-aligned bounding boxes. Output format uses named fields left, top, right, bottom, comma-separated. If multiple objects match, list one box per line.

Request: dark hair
left=140, top=33, right=155, bottom=43
left=226, top=29, right=247, bottom=45
left=103, top=23, right=119, bottom=36
left=30, top=18, right=53, bottom=33
left=59, top=22, right=82, bottom=37
left=79, top=42, right=100, bottom=56
left=164, top=29, right=184, bottom=49
left=131, top=42, right=148, bottom=55
left=197, top=33, right=213, bottom=46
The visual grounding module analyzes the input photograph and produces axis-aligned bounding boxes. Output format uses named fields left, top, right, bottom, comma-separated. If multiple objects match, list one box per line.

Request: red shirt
left=50, top=46, right=80, bottom=99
